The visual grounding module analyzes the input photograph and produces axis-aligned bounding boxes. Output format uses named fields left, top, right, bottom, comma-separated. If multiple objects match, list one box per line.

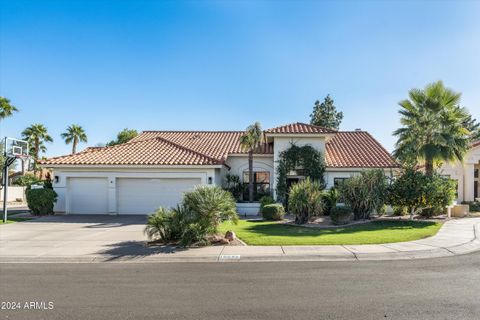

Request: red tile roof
left=42, top=137, right=222, bottom=166
left=265, top=122, right=336, bottom=134
left=472, top=140, right=480, bottom=148
left=42, top=124, right=397, bottom=168
left=326, top=131, right=397, bottom=168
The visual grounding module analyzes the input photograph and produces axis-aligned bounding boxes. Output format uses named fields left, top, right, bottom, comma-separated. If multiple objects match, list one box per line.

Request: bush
left=288, top=178, right=324, bottom=224
left=261, top=203, right=285, bottom=221
left=322, top=188, right=339, bottom=216
left=340, top=169, right=388, bottom=220
left=388, top=169, right=456, bottom=219
left=330, top=206, right=353, bottom=225
left=259, top=195, right=274, bottom=211
left=144, top=207, right=184, bottom=242
left=223, top=174, right=243, bottom=201
left=25, top=188, right=58, bottom=215
left=462, top=201, right=480, bottom=212
left=393, top=206, right=408, bottom=216
left=12, top=174, right=41, bottom=187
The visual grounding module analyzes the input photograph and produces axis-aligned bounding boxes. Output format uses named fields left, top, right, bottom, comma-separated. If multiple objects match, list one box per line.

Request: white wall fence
left=0, top=186, right=26, bottom=202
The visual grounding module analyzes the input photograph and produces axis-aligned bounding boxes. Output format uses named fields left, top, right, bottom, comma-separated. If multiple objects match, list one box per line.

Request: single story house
left=439, top=140, right=480, bottom=203
left=42, top=123, right=398, bottom=215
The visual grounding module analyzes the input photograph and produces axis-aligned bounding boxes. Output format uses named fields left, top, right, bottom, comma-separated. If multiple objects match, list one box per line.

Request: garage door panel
left=68, top=178, right=108, bottom=214
left=117, top=178, right=200, bottom=215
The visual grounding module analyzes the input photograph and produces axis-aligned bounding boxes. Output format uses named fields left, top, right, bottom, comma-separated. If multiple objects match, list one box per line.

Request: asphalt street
left=1, top=252, right=479, bottom=320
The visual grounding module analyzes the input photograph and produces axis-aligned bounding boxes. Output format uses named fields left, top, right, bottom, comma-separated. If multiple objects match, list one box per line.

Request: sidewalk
left=1, top=218, right=479, bottom=263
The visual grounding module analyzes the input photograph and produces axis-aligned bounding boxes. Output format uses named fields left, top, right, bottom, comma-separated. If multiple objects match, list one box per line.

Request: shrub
left=393, top=206, right=408, bottom=216
left=288, top=178, right=324, bottom=224
left=388, top=168, right=456, bottom=219
left=181, top=186, right=238, bottom=245
left=259, top=195, right=275, bottom=211
left=462, top=201, right=480, bottom=212
left=25, top=188, right=58, bottom=215
left=223, top=174, right=243, bottom=201
left=330, top=206, right=353, bottom=225
left=322, top=188, right=339, bottom=216
left=340, top=169, right=388, bottom=220
left=261, top=203, right=285, bottom=221
left=144, top=207, right=184, bottom=242
left=12, top=174, right=41, bottom=187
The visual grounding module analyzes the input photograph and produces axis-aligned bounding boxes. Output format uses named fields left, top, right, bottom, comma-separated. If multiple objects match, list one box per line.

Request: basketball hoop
left=2, top=137, right=29, bottom=223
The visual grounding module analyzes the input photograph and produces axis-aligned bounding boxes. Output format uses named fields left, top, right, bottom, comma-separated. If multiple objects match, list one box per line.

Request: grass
left=0, top=216, right=32, bottom=224
left=219, top=219, right=442, bottom=245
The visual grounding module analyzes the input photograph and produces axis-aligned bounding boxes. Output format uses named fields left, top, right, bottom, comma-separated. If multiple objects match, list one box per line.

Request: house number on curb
left=219, top=255, right=241, bottom=260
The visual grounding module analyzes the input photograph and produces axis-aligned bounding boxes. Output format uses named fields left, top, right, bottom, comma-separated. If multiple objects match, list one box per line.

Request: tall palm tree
left=21, top=124, right=53, bottom=176
left=0, top=96, right=18, bottom=120
left=239, top=122, right=263, bottom=202
left=393, top=81, right=471, bottom=176
left=61, top=124, right=87, bottom=154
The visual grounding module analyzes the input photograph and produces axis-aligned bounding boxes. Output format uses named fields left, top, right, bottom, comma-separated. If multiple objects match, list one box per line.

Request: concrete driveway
left=0, top=215, right=149, bottom=260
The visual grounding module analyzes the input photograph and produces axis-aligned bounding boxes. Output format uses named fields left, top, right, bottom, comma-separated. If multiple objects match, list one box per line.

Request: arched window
left=242, top=171, right=270, bottom=201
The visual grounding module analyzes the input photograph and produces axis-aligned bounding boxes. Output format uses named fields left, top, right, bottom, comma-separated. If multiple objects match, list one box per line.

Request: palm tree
left=239, top=122, right=263, bottom=202
left=61, top=124, right=87, bottom=154
left=393, top=81, right=471, bottom=176
left=0, top=96, right=18, bottom=120
left=21, top=124, right=53, bottom=176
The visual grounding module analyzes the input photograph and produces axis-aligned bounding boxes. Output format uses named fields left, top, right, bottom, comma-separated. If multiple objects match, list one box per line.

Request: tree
left=0, top=96, right=18, bottom=120
left=463, top=113, right=480, bottom=141
left=21, top=124, right=53, bottom=175
left=393, top=81, right=471, bottom=176
left=61, top=124, right=87, bottom=154
left=107, top=128, right=138, bottom=146
left=388, top=168, right=456, bottom=220
left=309, top=95, right=343, bottom=130
left=239, top=122, right=263, bottom=202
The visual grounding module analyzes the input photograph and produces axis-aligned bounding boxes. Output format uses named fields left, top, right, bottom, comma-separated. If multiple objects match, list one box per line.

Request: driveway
left=0, top=215, right=149, bottom=260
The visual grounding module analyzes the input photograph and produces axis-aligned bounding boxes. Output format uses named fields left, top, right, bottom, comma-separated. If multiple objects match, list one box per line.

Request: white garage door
left=117, top=178, right=201, bottom=215
left=68, top=177, right=108, bottom=214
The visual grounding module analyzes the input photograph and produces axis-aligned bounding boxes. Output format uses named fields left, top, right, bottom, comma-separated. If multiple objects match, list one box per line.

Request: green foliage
left=12, top=174, right=41, bottom=187
left=21, top=123, right=53, bottom=174
left=259, top=195, right=275, bottom=211
left=25, top=188, right=57, bottom=215
left=61, top=124, right=88, bottom=154
left=393, top=81, right=472, bottom=175
left=223, top=174, right=243, bottom=201
left=322, top=188, right=339, bottom=216
left=463, top=114, right=480, bottom=141
left=462, top=201, right=480, bottom=212
left=239, top=122, right=263, bottom=202
left=276, top=144, right=326, bottom=204
left=107, top=128, right=138, bottom=146
left=393, top=206, right=408, bottom=216
left=144, top=207, right=184, bottom=242
left=340, top=169, right=388, bottom=220
left=330, top=206, right=353, bottom=225
left=309, top=95, right=343, bottom=130
left=288, top=178, right=325, bottom=224
left=0, top=96, right=19, bottom=120
left=388, top=168, right=456, bottom=219
left=144, top=186, right=238, bottom=246
left=261, top=203, right=285, bottom=221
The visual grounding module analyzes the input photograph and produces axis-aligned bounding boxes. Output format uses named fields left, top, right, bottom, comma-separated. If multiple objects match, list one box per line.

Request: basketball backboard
left=4, top=137, right=29, bottom=158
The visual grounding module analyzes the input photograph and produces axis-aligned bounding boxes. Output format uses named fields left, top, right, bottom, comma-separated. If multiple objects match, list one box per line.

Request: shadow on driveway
left=17, top=214, right=147, bottom=228
left=98, top=241, right=188, bottom=261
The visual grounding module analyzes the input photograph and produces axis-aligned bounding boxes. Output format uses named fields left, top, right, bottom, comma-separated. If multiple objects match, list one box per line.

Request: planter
left=236, top=202, right=261, bottom=216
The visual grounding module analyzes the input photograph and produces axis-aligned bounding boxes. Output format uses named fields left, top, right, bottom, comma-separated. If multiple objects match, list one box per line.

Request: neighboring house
left=439, top=140, right=480, bottom=203
left=41, top=123, right=398, bottom=215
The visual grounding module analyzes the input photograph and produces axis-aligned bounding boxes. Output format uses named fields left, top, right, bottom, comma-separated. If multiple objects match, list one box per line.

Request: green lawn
left=219, top=219, right=442, bottom=245
left=0, top=217, right=32, bottom=225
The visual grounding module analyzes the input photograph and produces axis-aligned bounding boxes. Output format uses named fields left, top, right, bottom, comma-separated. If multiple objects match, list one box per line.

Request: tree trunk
left=248, top=150, right=254, bottom=203
left=20, top=158, right=25, bottom=175
left=33, top=139, right=39, bottom=177
left=72, top=138, right=77, bottom=154
left=410, top=207, right=415, bottom=220
left=425, top=159, right=434, bottom=176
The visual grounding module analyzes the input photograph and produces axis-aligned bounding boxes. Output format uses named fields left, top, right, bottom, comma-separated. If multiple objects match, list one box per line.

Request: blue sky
left=1, top=0, right=479, bottom=157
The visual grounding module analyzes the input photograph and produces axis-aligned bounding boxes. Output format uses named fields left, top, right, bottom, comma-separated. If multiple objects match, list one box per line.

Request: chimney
left=355, top=128, right=362, bottom=131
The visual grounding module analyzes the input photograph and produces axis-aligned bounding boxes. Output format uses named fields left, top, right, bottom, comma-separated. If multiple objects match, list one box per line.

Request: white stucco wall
left=439, top=145, right=480, bottom=202
left=51, top=166, right=219, bottom=214
left=224, top=155, right=274, bottom=188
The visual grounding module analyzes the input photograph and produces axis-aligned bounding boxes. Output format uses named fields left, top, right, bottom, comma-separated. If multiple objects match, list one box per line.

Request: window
left=333, top=178, right=348, bottom=188
left=243, top=171, right=270, bottom=201
left=475, top=168, right=479, bottom=179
